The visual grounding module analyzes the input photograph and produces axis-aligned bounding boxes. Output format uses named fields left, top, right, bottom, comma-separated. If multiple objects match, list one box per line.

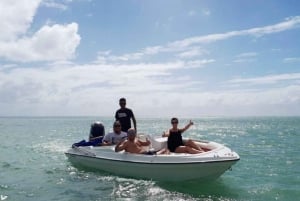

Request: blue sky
left=0, top=0, right=300, bottom=117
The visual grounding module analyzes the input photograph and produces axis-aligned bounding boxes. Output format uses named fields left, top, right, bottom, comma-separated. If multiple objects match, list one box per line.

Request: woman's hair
left=171, top=117, right=178, bottom=123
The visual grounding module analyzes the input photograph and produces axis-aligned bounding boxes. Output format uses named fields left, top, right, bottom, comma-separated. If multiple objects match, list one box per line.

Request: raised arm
left=181, top=120, right=194, bottom=133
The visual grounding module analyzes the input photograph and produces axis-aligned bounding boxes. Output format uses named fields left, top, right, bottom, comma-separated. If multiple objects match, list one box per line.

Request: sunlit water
left=0, top=116, right=299, bottom=201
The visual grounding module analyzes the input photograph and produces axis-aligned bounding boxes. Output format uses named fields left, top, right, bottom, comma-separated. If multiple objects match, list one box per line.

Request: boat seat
left=137, top=134, right=168, bottom=151
left=148, top=136, right=168, bottom=151
left=137, top=134, right=151, bottom=152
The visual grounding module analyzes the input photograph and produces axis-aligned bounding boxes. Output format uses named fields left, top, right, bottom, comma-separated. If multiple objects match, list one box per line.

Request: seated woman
left=162, top=117, right=204, bottom=154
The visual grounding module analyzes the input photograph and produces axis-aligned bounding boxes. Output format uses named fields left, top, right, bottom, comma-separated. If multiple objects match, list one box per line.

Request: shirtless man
left=115, top=128, right=168, bottom=155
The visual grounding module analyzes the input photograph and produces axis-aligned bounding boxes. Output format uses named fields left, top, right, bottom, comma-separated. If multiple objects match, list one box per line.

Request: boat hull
left=65, top=139, right=240, bottom=181
left=66, top=152, right=238, bottom=181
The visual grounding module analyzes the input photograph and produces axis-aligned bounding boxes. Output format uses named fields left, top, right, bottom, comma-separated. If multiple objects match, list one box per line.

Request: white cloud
left=236, top=52, right=258, bottom=58
left=233, top=52, right=258, bottom=63
left=193, top=85, right=300, bottom=116
left=177, top=47, right=209, bottom=59
left=0, top=0, right=81, bottom=62
left=247, top=16, right=300, bottom=36
left=0, top=61, right=187, bottom=115
left=1, top=60, right=299, bottom=116
left=185, top=59, right=215, bottom=68
left=0, top=23, right=80, bottom=62
left=41, top=0, right=69, bottom=10
left=0, top=8, right=300, bottom=116
left=0, top=0, right=41, bottom=41
left=201, top=9, right=211, bottom=16
left=97, top=16, right=300, bottom=64
left=233, top=58, right=256, bottom=63
left=228, top=73, right=300, bottom=85
left=169, top=16, right=300, bottom=48
left=188, top=10, right=197, bottom=16
left=283, top=57, right=300, bottom=63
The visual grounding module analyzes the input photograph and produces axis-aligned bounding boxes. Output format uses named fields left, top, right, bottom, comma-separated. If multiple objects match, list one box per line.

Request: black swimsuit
left=142, top=150, right=157, bottom=155
left=167, top=130, right=184, bottom=152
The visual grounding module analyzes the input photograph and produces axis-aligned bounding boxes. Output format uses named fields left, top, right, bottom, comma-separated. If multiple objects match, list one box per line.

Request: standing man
left=115, top=97, right=137, bottom=133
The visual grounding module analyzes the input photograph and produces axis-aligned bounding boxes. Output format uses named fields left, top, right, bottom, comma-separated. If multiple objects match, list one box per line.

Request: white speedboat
left=65, top=136, right=240, bottom=181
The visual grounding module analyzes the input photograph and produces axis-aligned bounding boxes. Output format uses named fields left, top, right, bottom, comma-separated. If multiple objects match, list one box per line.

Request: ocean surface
left=0, top=116, right=299, bottom=201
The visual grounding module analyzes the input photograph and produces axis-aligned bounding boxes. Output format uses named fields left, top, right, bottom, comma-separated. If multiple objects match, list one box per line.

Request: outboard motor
left=89, top=121, right=105, bottom=141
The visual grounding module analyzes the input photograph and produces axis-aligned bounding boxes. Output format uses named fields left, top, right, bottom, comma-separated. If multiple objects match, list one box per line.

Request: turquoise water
left=0, top=116, right=299, bottom=201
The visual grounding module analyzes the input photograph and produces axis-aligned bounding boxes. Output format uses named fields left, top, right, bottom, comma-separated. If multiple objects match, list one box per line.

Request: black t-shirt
left=115, top=108, right=134, bottom=132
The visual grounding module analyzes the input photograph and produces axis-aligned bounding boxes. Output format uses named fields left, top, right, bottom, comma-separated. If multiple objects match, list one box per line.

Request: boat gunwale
left=65, top=151, right=240, bottom=165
